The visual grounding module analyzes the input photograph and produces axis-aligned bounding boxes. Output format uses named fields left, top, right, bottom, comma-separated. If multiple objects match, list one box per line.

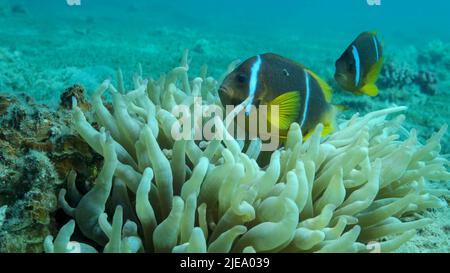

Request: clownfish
left=218, top=53, right=338, bottom=140
left=335, top=31, right=384, bottom=96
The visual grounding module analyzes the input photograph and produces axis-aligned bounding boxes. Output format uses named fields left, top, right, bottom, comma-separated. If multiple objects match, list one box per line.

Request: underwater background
left=1, top=0, right=450, bottom=145
left=0, top=0, right=449, bottom=252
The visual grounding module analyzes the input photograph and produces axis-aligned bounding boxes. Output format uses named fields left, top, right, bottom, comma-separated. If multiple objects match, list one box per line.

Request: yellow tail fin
left=360, top=83, right=379, bottom=97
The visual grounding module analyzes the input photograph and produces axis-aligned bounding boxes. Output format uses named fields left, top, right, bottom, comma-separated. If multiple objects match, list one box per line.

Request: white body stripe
left=300, top=69, right=311, bottom=128
left=246, top=55, right=262, bottom=114
left=351, top=45, right=361, bottom=86
left=372, top=36, right=380, bottom=60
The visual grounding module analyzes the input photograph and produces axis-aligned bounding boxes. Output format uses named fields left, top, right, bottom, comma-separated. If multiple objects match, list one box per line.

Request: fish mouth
left=218, top=85, right=246, bottom=108
left=218, top=85, right=229, bottom=94
left=218, top=86, right=233, bottom=107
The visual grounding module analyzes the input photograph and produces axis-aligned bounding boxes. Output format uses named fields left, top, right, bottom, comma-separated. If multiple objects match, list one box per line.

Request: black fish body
left=335, top=32, right=384, bottom=96
left=219, top=53, right=336, bottom=139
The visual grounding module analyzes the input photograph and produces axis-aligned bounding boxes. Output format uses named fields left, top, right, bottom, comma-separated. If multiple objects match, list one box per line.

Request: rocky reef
left=0, top=90, right=101, bottom=252
left=418, top=40, right=450, bottom=73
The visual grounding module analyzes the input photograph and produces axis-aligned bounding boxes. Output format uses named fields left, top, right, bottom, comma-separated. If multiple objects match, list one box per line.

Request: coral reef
left=379, top=62, right=416, bottom=90
left=60, top=84, right=91, bottom=111
left=415, top=71, right=438, bottom=96
left=379, top=62, right=438, bottom=95
left=47, top=53, right=450, bottom=253
left=418, top=40, right=450, bottom=73
left=0, top=92, right=101, bottom=252
left=379, top=40, right=450, bottom=97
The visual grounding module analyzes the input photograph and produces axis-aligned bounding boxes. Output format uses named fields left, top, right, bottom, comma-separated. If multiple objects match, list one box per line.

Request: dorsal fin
left=306, top=69, right=333, bottom=103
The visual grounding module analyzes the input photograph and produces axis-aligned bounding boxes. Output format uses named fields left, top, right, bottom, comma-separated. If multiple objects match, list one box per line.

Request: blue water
left=20, top=0, right=450, bottom=43
left=1, top=0, right=449, bottom=128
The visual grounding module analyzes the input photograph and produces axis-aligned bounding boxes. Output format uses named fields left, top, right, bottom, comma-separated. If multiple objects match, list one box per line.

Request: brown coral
left=60, top=84, right=90, bottom=112
left=0, top=92, right=102, bottom=252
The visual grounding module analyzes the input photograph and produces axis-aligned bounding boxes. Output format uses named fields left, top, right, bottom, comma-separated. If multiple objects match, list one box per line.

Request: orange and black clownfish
left=335, top=31, right=384, bottom=97
left=218, top=53, right=338, bottom=140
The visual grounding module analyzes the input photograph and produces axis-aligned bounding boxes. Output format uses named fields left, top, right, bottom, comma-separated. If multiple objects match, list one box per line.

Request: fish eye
left=236, top=73, right=247, bottom=83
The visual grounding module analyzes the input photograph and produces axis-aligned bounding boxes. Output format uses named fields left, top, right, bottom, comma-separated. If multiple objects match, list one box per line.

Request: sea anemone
left=45, top=51, right=450, bottom=253
left=0, top=206, right=6, bottom=230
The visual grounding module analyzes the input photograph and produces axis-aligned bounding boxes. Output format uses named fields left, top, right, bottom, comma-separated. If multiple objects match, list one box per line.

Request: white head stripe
left=246, top=55, right=262, bottom=114
left=352, top=45, right=361, bottom=86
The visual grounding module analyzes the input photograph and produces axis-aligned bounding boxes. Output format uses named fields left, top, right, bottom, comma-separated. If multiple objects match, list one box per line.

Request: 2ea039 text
left=179, top=257, right=270, bottom=271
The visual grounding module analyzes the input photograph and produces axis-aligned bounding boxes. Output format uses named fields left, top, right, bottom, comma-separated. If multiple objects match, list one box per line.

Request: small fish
left=335, top=31, right=384, bottom=96
left=219, top=53, right=337, bottom=140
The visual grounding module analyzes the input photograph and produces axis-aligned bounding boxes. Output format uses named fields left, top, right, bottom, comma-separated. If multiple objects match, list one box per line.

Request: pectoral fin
left=267, top=91, right=301, bottom=131
left=360, top=57, right=383, bottom=97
